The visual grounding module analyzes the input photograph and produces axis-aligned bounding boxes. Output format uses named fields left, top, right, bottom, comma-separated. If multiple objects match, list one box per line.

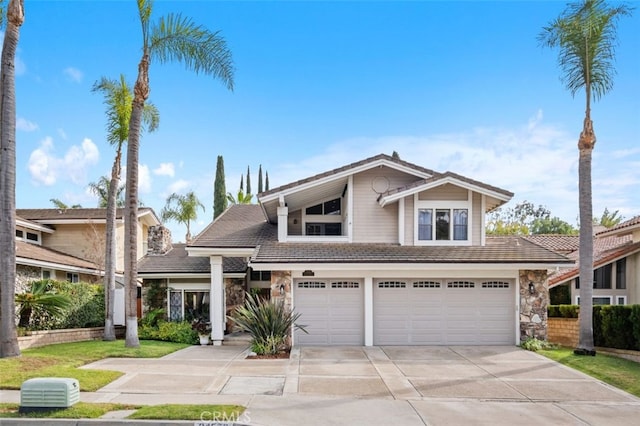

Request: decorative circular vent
left=371, top=176, right=390, bottom=194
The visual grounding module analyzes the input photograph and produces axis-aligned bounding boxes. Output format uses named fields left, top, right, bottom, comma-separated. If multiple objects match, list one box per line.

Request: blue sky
left=13, top=0, right=640, bottom=242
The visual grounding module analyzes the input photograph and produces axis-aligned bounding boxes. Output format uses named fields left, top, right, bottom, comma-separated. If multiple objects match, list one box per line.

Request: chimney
left=147, top=225, right=172, bottom=255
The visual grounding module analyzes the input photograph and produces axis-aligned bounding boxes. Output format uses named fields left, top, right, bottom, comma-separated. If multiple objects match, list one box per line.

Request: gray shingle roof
left=524, top=235, right=580, bottom=254
left=250, top=237, right=572, bottom=265
left=17, top=241, right=99, bottom=270
left=16, top=207, right=157, bottom=221
left=258, top=153, right=437, bottom=198
left=190, top=204, right=276, bottom=248
left=138, top=243, right=247, bottom=274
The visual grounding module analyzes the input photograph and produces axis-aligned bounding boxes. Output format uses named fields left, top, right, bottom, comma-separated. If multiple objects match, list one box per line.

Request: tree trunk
left=0, top=0, right=24, bottom=358
left=124, top=53, right=150, bottom=348
left=103, top=150, right=121, bottom=341
left=576, top=116, right=596, bottom=355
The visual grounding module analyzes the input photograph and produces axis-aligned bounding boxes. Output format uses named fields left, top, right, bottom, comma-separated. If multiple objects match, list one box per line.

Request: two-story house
left=16, top=207, right=162, bottom=323
left=139, top=154, right=571, bottom=346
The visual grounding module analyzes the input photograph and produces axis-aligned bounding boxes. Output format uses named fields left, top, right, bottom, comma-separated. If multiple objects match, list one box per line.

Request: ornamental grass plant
left=230, top=293, right=307, bottom=355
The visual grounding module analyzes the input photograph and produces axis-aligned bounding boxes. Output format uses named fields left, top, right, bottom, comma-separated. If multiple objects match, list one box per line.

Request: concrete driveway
left=2, top=345, right=639, bottom=425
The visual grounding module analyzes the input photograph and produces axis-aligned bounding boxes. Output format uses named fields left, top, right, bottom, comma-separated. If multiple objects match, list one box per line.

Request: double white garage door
left=294, top=278, right=515, bottom=345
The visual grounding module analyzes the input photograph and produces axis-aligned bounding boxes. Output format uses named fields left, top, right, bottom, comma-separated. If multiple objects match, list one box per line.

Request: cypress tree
left=258, top=164, right=263, bottom=193
left=213, top=155, right=227, bottom=219
left=246, top=165, right=251, bottom=195
left=240, top=174, right=244, bottom=191
left=265, top=171, right=269, bottom=191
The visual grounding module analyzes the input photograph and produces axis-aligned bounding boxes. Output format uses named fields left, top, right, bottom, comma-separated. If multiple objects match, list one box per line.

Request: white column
left=364, top=276, right=373, bottom=346
left=277, top=206, right=288, bottom=242
left=210, top=256, right=224, bottom=345
left=398, top=198, right=405, bottom=246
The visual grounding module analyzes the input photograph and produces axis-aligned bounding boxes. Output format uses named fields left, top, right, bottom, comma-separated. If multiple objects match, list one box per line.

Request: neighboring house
left=139, top=154, right=571, bottom=346
left=16, top=207, right=162, bottom=324
left=545, top=216, right=640, bottom=306
left=16, top=215, right=102, bottom=289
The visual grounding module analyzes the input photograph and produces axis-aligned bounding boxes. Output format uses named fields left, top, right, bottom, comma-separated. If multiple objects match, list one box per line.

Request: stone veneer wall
left=16, top=264, right=40, bottom=293
left=270, top=270, right=292, bottom=312
left=547, top=317, right=579, bottom=347
left=519, top=269, right=549, bottom=341
left=225, top=277, right=246, bottom=332
left=147, top=225, right=172, bottom=255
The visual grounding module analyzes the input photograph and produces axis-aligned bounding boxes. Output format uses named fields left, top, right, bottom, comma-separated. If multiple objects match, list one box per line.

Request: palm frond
left=149, top=13, right=235, bottom=90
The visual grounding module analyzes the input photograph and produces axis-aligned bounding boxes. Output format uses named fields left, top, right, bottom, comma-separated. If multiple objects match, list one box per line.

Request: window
left=298, top=281, right=326, bottom=288
left=576, top=296, right=612, bottom=305
left=306, top=198, right=341, bottom=215
left=331, top=281, right=359, bottom=288
left=413, top=281, right=440, bottom=288
left=418, top=209, right=432, bottom=240
left=447, top=281, right=475, bottom=288
left=26, top=232, right=39, bottom=242
left=42, top=270, right=52, bottom=280
left=167, top=290, right=210, bottom=322
left=482, top=281, right=510, bottom=288
left=306, top=222, right=341, bottom=236
left=617, top=296, right=626, bottom=305
left=594, top=264, right=612, bottom=289
left=377, top=281, right=406, bottom=288
left=66, top=273, right=79, bottom=283
left=616, top=258, right=626, bottom=289
left=417, top=207, right=468, bottom=242
left=250, top=270, right=271, bottom=282
left=15, top=229, right=24, bottom=238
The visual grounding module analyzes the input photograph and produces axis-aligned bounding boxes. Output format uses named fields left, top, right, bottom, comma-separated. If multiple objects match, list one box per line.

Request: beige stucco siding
left=418, top=183, right=468, bottom=201
left=472, top=192, right=482, bottom=245
left=42, top=223, right=106, bottom=268
left=403, top=195, right=414, bottom=245
left=352, top=167, right=417, bottom=243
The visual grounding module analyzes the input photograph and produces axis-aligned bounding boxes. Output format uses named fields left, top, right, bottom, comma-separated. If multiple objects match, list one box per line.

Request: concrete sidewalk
left=1, top=345, right=639, bottom=425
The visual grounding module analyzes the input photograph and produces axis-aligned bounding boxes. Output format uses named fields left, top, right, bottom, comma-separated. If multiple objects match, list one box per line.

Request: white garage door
left=294, top=279, right=364, bottom=345
left=374, top=279, right=514, bottom=345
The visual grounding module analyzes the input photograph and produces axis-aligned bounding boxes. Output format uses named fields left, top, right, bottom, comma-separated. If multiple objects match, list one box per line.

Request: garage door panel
left=294, top=280, right=363, bottom=345
left=374, top=278, right=515, bottom=345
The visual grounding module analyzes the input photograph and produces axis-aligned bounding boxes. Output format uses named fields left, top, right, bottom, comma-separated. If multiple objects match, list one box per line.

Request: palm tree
left=87, top=175, right=126, bottom=208
left=161, top=191, right=205, bottom=242
left=226, top=189, right=253, bottom=205
left=122, top=0, right=233, bottom=347
left=0, top=0, right=24, bottom=358
left=539, top=0, right=632, bottom=355
left=50, top=199, right=82, bottom=209
left=15, top=280, right=71, bottom=328
left=93, top=74, right=159, bottom=341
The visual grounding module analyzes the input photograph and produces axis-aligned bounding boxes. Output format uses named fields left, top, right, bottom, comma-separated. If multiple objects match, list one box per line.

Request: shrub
left=140, top=308, right=166, bottom=327
left=548, top=304, right=579, bottom=318
left=593, top=305, right=604, bottom=347
left=600, top=306, right=634, bottom=350
left=230, top=293, right=307, bottom=355
left=521, top=337, right=554, bottom=352
left=15, top=280, right=71, bottom=329
left=138, top=320, right=197, bottom=345
left=631, top=305, right=640, bottom=351
left=549, top=284, right=571, bottom=305
left=28, top=280, right=104, bottom=330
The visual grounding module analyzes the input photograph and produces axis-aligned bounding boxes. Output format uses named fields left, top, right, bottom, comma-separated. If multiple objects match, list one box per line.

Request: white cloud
left=63, top=67, right=83, bottom=83
left=28, top=137, right=100, bottom=186
left=167, top=179, right=190, bottom=194
left=153, top=162, right=175, bottom=177
left=17, top=117, right=38, bottom=132
left=138, top=164, right=152, bottom=193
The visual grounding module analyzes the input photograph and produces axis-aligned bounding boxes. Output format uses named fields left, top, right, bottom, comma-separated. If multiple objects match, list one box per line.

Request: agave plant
left=15, top=280, right=72, bottom=329
left=230, top=293, right=307, bottom=355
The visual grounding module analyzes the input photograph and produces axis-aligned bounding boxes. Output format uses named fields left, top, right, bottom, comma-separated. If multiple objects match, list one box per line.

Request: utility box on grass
left=20, top=377, right=80, bottom=413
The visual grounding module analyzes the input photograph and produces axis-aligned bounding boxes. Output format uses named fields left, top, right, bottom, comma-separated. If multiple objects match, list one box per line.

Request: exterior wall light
left=529, top=282, right=536, bottom=295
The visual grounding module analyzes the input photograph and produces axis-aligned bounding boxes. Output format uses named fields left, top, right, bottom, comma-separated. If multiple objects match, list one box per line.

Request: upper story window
left=250, top=269, right=272, bottom=282
left=15, top=228, right=40, bottom=244
left=418, top=208, right=468, bottom=242
left=306, top=222, right=342, bottom=236
left=306, top=198, right=341, bottom=215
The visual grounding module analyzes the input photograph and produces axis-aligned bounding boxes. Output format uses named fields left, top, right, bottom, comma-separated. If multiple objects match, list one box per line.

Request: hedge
left=549, top=304, right=640, bottom=351
left=28, top=280, right=105, bottom=330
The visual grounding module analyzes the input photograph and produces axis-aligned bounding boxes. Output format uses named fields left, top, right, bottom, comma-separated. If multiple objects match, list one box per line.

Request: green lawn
left=0, top=402, right=139, bottom=419
left=0, top=340, right=190, bottom=391
left=538, top=347, right=640, bottom=397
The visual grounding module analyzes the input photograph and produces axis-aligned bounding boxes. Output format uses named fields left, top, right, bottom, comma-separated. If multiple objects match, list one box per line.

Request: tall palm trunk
left=124, top=53, right=150, bottom=348
left=0, top=0, right=24, bottom=358
left=103, top=149, right=122, bottom=341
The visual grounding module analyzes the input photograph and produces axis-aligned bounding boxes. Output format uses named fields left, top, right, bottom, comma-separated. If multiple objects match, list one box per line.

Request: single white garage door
left=294, top=279, right=364, bottom=345
left=374, top=278, right=514, bottom=345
